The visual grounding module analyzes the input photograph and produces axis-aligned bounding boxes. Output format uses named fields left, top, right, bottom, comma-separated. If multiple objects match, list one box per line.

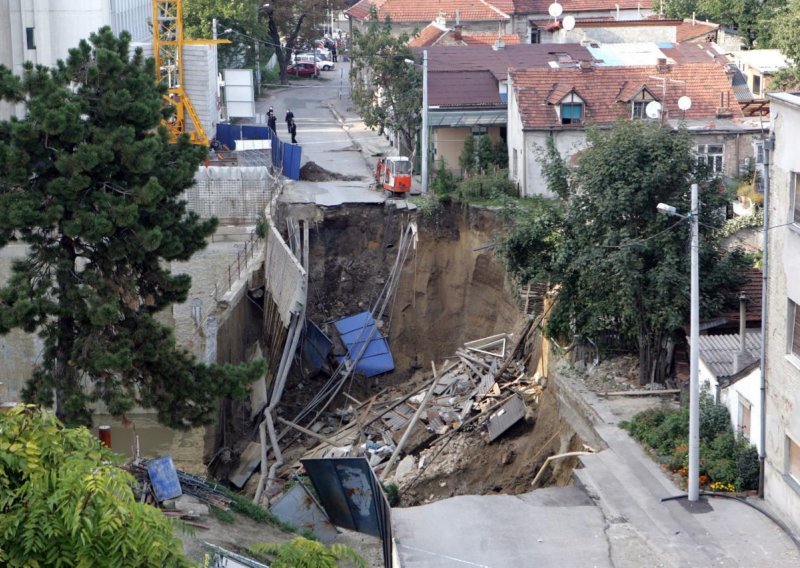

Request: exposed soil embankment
left=296, top=202, right=521, bottom=383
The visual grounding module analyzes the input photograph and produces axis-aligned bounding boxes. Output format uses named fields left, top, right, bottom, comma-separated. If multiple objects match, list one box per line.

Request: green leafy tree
left=0, top=405, right=192, bottom=566
left=769, top=0, right=800, bottom=87
left=477, top=135, right=496, bottom=174
left=459, top=134, right=476, bottom=176
left=248, top=537, right=366, bottom=568
left=183, top=0, right=261, bottom=69
left=0, top=28, right=264, bottom=427
left=501, top=121, right=747, bottom=384
left=350, top=7, right=422, bottom=154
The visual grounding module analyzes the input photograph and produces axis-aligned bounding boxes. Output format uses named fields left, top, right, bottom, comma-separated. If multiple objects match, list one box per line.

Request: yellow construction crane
left=152, top=0, right=228, bottom=145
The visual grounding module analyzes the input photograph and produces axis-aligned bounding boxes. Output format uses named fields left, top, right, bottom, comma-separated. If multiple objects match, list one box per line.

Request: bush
left=625, top=394, right=760, bottom=491
left=457, top=171, right=517, bottom=201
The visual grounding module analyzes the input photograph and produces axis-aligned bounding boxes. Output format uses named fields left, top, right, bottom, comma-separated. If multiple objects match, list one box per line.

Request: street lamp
left=657, top=182, right=700, bottom=502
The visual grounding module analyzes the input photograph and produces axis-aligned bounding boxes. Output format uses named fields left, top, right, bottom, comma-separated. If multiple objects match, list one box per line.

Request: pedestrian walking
left=285, top=109, right=294, bottom=133
left=268, top=113, right=277, bottom=132
left=289, top=119, right=297, bottom=144
left=331, top=44, right=337, bottom=63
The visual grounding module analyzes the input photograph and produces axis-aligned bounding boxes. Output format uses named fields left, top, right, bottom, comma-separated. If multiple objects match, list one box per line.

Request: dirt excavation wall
left=293, top=201, right=522, bottom=381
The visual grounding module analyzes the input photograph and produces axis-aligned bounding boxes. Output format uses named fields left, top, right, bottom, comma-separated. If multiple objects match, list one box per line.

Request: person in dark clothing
left=267, top=113, right=277, bottom=132
left=285, top=109, right=294, bottom=132
left=289, top=119, right=297, bottom=144
left=331, top=44, right=337, bottom=63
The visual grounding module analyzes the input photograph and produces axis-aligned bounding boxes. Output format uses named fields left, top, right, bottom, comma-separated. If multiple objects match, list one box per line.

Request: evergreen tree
left=459, top=134, right=476, bottom=177
left=0, top=28, right=263, bottom=427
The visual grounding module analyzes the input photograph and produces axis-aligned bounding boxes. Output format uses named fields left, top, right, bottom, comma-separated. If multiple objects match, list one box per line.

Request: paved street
left=254, top=62, right=417, bottom=207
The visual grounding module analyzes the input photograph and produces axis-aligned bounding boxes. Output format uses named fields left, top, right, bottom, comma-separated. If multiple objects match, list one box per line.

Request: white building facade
left=764, top=91, right=800, bottom=534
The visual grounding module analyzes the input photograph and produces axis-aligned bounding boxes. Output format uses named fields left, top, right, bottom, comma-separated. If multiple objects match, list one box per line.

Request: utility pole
left=688, top=182, right=700, bottom=502
left=422, top=49, right=429, bottom=193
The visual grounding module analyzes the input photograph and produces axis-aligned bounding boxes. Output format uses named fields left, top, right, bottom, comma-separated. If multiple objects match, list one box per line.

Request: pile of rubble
left=293, top=328, right=547, bottom=481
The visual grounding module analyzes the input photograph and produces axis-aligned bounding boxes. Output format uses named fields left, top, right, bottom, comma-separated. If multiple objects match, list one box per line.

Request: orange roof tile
left=513, top=0, right=652, bottom=13
left=676, top=19, right=720, bottom=42
left=511, top=63, right=741, bottom=129
left=409, top=23, right=449, bottom=47
left=347, top=0, right=511, bottom=22
left=462, top=34, right=521, bottom=46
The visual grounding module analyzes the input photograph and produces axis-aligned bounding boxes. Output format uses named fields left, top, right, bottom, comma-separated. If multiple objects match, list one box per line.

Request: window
left=696, top=144, right=724, bottom=173
left=631, top=89, right=656, bottom=119
left=792, top=172, right=800, bottom=226
left=787, top=436, right=800, bottom=483
left=26, top=27, right=35, bottom=50
left=752, top=75, right=762, bottom=97
left=529, top=25, right=541, bottom=44
left=737, top=396, right=752, bottom=438
left=561, top=103, right=583, bottom=124
left=790, top=300, right=800, bottom=358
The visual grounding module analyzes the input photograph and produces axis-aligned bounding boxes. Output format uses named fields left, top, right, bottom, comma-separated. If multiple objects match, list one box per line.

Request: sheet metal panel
left=334, top=312, right=395, bottom=378
left=271, top=483, right=340, bottom=543
left=486, top=395, right=526, bottom=442
left=302, top=457, right=393, bottom=568
left=303, top=319, right=333, bottom=376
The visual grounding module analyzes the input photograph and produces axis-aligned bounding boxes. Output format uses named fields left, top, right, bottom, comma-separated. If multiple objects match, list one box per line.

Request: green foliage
left=350, top=7, right=421, bottom=153
left=457, top=170, right=517, bottom=202
left=0, top=405, right=191, bottom=567
left=461, top=135, right=508, bottom=177
left=183, top=0, right=261, bottom=69
left=661, top=0, right=773, bottom=48
left=0, top=29, right=265, bottom=427
left=248, top=537, right=367, bottom=568
left=382, top=482, right=401, bottom=507
left=623, top=393, right=760, bottom=490
left=536, top=136, right=570, bottom=200
left=221, top=487, right=296, bottom=532
left=499, top=120, right=748, bottom=384
left=459, top=134, right=476, bottom=176
left=431, top=158, right=458, bottom=195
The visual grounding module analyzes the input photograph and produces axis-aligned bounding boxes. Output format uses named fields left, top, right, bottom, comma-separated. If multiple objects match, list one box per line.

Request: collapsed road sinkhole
left=210, top=200, right=589, bottom=506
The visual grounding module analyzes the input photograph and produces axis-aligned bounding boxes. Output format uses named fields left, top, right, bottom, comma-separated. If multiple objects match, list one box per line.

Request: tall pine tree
left=0, top=28, right=264, bottom=428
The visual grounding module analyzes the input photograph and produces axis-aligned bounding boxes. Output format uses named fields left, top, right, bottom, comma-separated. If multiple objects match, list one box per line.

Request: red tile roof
left=513, top=0, right=652, bottom=13
left=463, top=33, right=521, bottom=46
left=428, top=70, right=504, bottom=106
left=408, top=24, right=521, bottom=47
left=409, top=24, right=449, bottom=47
left=422, top=44, right=593, bottom=79
left=347, top=0, right=511, bottom=22
left=676, top=19, right=720, bottom=42
left=719, top=268, right=763, bottom=324
left=511, top=63, right=742, bottom=129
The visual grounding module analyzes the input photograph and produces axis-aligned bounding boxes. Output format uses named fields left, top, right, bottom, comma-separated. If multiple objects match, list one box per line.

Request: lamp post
left=657, top=182, right=700, bottom=502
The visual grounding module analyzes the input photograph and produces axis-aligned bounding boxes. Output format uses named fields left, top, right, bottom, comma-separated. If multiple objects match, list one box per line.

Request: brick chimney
left=454, top=24, right=462, bottom=42
left=656, top=57, right=670, bottom=73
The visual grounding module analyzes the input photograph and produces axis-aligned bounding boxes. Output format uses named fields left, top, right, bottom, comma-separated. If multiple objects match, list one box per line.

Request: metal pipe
left=422, top=50, right=429, bottom=193
left=758, top=134, right=774, bottom=498
left=688, top=182, right=700, bottom=502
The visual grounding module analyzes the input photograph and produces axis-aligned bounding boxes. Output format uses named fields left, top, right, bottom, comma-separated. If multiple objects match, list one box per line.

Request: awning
left=428, top=108, right=507, bottom=128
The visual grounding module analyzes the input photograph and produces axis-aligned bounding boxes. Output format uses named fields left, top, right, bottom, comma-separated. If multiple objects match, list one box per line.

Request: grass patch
left=220, top=488, right=297, bottom=533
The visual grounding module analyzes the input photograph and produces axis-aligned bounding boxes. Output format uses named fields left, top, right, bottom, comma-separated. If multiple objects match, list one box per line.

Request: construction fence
left=187, top=166, right=278, bottom=225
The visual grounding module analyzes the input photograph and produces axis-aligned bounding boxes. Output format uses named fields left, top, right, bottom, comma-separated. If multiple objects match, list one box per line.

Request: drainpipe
left=758, top=134, right=774, bottom=499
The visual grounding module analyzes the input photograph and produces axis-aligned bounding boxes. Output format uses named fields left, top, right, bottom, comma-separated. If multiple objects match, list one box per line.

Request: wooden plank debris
left=599, top=389, right=681, bottom=397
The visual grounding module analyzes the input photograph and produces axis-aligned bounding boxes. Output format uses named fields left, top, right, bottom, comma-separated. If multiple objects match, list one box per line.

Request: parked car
left=295, top=53, right=335, bottom=70
left=286, top=62, right=319, bottom=78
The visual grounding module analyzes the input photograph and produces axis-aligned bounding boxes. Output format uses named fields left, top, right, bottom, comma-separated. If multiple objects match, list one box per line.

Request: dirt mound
left=299, top=161, right=363, bottom=182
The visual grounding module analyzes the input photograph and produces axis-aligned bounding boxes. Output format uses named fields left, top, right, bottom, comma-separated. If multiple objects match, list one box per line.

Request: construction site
left=2, top=2, right=800, bottom=567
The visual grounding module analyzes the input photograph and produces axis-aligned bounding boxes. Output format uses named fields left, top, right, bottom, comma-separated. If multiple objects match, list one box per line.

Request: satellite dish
left=548, top=2, right=563, bottom=17
left=678, top=96, right=692, bottom=111
left=645, top=101, right=662, bottom=119
left=563, top=15, right=576, bottom=30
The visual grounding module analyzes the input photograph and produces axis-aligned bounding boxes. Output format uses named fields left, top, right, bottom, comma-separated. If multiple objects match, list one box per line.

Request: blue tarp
left=215, top=122, right=302, bottom=180
left=333, top=312, right=395, bottom=378
left=146, top=455, right=182, bottom=501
